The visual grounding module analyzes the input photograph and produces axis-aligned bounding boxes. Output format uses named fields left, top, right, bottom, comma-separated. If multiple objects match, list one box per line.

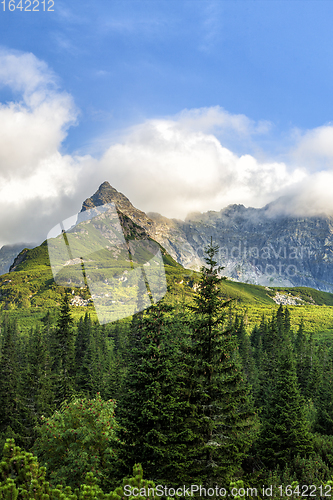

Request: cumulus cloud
left=97, top=116, right=305, bottom=218
left=1, top=48, right=333, bottom=248
left=0, top=49, right=78, bottom=178
left=0, top=49, right=56, bottom=101
left=176, top=106, right=272, bottom=136
left=267, top=124, right=333, bottom=216
left=292, top=125, right=333, bottom=171
left=265, top=171, right=333, bottom=218
left=0, top=48, right=95, bottom=246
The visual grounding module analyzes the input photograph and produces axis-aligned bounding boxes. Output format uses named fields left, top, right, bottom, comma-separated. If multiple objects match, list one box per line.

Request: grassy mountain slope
left=2, top=236, right=333, bottom=341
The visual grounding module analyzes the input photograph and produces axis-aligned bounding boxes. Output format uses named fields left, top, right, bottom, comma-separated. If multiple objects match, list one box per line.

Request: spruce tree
left=294, top=320, right=315, bottom=397
left=119, top=301, right=194, bottom=485
left=0, top=318, right=25, bottom=447
left=313, top=346, right=333, bottom=435
left=187, top=239, right=256, bottom=485
left=258, top=308, right=313, bottom=468
left=75, top=313, right=97, bottom=396
left=234, top=316, right=258, bottom=391
left=108, top=323, right=128, bottom=401
left=95, top=323, right=113, bottom=400
left=0, top=319, right=19, bottom=431
left=256, top=310, right=284, bottom=411
left=250, top=324, right=260, bottom=351
left=50, top=292, right=75, bottom=404
left=23, top=326, right=55, bottom=431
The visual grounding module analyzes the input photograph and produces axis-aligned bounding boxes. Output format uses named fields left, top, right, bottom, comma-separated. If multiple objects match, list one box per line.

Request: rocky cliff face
left=0, top=243, right=35, bottom=275
left=171, top=204, right=333, bottom=292
left=82, top=182, right=333, bottom=292
left=153, top=205, right=333, bottom=292
left=80, top=182, right=202, bottom=269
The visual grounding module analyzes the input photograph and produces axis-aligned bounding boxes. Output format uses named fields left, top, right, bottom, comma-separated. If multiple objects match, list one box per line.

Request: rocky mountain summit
left=81, top=181, right=155, bottom=233
left=80, top=182, right=202, bottom=270
left=79, top=182, right=333, bottom=292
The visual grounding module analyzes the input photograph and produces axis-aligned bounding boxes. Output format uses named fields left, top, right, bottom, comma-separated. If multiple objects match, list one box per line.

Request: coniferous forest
left=2, top=242, right=333, bottom=499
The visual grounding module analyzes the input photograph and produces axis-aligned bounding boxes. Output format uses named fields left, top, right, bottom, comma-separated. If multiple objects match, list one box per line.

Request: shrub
left=34, top=394, right=122, bottom=491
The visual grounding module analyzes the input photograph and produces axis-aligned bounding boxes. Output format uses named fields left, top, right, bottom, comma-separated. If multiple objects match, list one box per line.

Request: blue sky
left=1, top=0, right=333, bottom=245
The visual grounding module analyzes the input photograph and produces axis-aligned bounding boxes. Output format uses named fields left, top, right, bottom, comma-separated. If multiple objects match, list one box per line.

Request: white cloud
left=0, top=48, right=56, bottom=100
left=0, top=49, right=92, bottom=246
left=176, top=106, right=272, bottom=137
left=1, top=48, right=333, bottom=249
left=0, top=48, right=78, bottom=179
left=98, top=116, right=305, bottom=218
left=266, top=124, right=333, bottom=216
left=264, top=171, right=333, bottom=218
left=292, top=125, right=333, bottom=170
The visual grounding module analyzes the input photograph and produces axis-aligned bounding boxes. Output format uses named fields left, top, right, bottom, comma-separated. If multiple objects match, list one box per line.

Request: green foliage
left=0, top=319, right=25, bottom=444
left=233, top=315, right=258, bottom=392
left=262, top=455, right=331, bottom=498
left=119, top=301, right=195, bottom=485
left=257, top=307, right=313, bottom=469
left=313, top=433, right=333, bottom=469
left=33, top=395, right=122, bottom=492
left=291, top=454, right=331, bottom=484
left=108, top=463, right=172, bottom=500
left=0, top=439, right=170, bottom=500
left=0, top=438, right=52, bottom=500
left=313, top=346, right=333, bottom=434
left=51, top=294, right=76, bottom=403
left=24, top=326, right=55, bottom=425
left=187, top=239, right=257, bottom=485
left=4, top=234, right=333, bottom=489
left=3, top=233, right=333, bottom=343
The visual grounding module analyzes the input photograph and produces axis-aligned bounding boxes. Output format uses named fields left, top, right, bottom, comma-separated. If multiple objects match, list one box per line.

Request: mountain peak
left=99, top=181, right=112, bottom=189
left=81, top=181, right=132, bottom=213
left=80, top=181, right=155, bottom=231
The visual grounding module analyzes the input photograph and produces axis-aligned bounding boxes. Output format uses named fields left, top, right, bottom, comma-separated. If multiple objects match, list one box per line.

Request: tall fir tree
left=50, top=292, right=75, bottom=404
left=23, top=326, right=55, bottom=433
left=233, top=315, right=258, bottom=392
left=119, top=301, right=195, bottom=485
left=108, top=320, right=129, bottom=401
left=294, top=320, right=316, bottom=398
left=313, top=345, right=333, bottom=435
left=0, top=318, right=25, bottom=447
left=75, top=312, right=97, bottom=396
left=257, top=307, right=313, bottom=468
left=187, top=239, right=257, bottom=485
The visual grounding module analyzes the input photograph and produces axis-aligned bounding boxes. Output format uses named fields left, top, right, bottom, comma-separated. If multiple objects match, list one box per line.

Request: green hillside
left=2, top=237, right=333, bottom=341
left=0, top=238, right=194, bottom=328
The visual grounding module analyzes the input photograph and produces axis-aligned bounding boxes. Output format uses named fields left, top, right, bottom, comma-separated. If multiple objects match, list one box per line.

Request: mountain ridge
left=78, top=182, right=333, bottom=292
left=3, top=181, right=333, bottom=293
left=81, top=181, right=156, bottom=232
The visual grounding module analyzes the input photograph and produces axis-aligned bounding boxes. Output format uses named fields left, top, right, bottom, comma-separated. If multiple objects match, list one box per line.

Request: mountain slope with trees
left=1, top=240, right=333, bottom=495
